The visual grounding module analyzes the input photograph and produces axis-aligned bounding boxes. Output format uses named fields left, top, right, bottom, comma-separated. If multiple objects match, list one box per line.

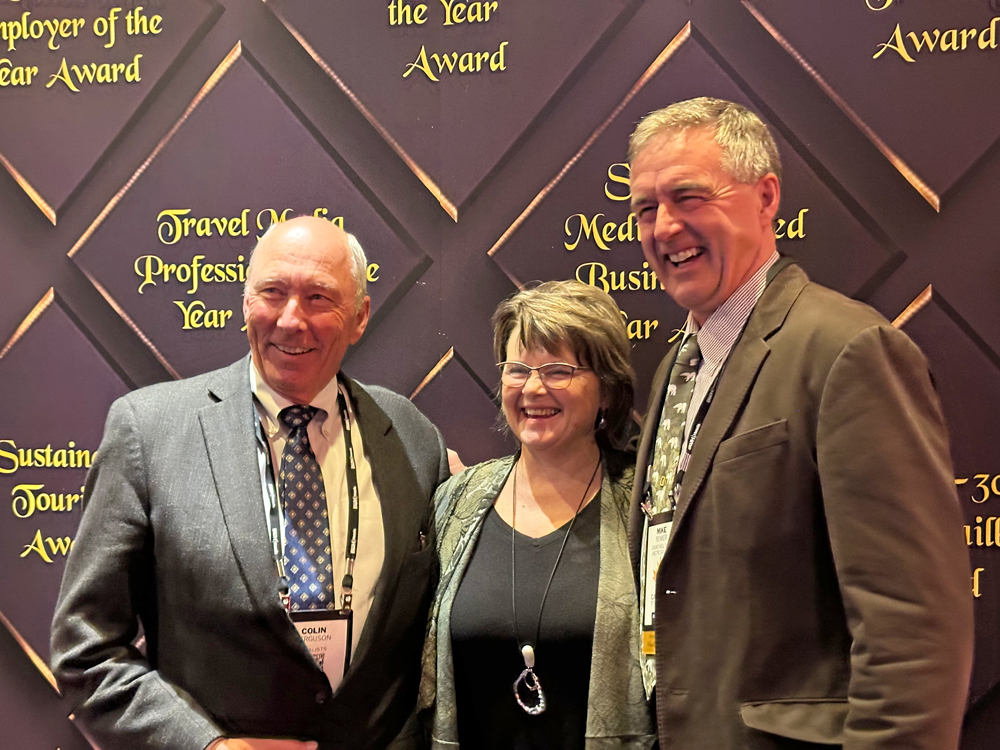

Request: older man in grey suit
left=51, top=217, right=449, bottom=750
left=628, top=98, right=973, bottom=749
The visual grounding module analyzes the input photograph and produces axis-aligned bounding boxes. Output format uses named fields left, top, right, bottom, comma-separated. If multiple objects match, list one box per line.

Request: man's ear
left=757, top=172, right=781, bottom=226
left=350, top=296, right=371, bottom=344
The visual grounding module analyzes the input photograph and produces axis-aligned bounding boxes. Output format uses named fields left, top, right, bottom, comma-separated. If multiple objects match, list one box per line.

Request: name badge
left=641, top=510, right=673, bottom=655
left=290, top=609, right=353, bottom=689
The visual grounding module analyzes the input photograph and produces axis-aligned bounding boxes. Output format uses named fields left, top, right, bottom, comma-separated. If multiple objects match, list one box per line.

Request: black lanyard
left=336, top=391, right=360, bottom=611
left=669, top=370, right=720, bottom=505
left=253, top=387, right=361, bottom=613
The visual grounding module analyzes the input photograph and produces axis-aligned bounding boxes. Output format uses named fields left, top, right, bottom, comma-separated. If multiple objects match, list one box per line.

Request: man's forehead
left=634, top=127, right=719, bottom=169
left=631, top=130, right=726, bottom=191
left=252, top=225, right=349, bottom=272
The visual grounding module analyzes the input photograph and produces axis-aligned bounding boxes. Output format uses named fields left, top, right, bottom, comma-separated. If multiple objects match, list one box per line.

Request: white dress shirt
left=251, top=360, right=384, bottom=653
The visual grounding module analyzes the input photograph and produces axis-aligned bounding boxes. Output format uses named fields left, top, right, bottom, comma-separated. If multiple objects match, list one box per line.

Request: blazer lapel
left=667, top=262, right=809, bottom=550
left=199, top=358, right=305, bottom=648
left=339, top=378, right=425, bottom=668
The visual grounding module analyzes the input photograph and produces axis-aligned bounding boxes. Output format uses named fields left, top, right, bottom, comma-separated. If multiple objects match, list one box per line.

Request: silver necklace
left=510, top=453, right=602, bottom=715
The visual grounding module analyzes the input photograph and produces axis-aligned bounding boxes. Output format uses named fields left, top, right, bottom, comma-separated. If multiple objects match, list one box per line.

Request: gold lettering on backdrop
left=0, top=13, right=87, bottom=52
left=439, top=0, right=499, bottom=26
left=139, top=208, right=377, bottom=331
left=973, top=567, right=985, bottom=598
left=1, top=7, right=163, bottom=90
left=46, top=53, right=141, bottom=92
left=158, top=209, right=250, bottom=245
left=774, top=208, right=808, bottom=240
left=403, top=40, right=507, bottom=81
left=0, top=440, right=94, bottom=474
left=620, top=310, right=659, bottom=341
left=173, top=300, right=234, bottom=330
left=604, top=163, right=631, bottom=202
left=388, top=0, right=429, bottom=25
left=391, top=0, right=508, bottom=80
left=256, top=208, right=294, bottom=237
left=954, top=474, right=1000, bottom=504
left=20, top=529, right=74, bottom=563
left=564, top=213, right=640, bottom=251
left=575, top=261, right=662, bottom=293
left=311, top=208, right=345, bottom=229
left=11, top=483, right=85, bottom=519
left=965, top=516, right=1000, bottom=547
left=0, top=58, right=37, bottom=86
left=874, top=18, right=999, bottom=62
left=134, top=254, right=249, bottom=295
left=389, top=0, right=499, bottom=26
left=866, top=0, right=893, bottom=10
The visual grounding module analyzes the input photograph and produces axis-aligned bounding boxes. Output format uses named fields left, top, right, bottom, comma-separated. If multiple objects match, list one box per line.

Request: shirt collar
left=249, top=358, right=345, bottom=440
left=684, top=250, right=780, bottom=370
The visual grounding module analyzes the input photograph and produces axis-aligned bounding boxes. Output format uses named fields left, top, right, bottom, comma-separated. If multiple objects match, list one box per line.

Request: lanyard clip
left=640, top=499, right=654, bottom=520
left=277, top=575, right=291, bottom=614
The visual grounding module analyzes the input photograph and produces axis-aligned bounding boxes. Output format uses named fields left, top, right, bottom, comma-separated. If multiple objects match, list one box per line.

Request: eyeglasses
left=497, top=361, right=589, bottom=390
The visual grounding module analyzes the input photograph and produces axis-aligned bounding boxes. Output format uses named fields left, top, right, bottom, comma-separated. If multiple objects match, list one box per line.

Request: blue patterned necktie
left=649, top=334, right=701, bottom=512
left=279, top=405, right=334, bottom=612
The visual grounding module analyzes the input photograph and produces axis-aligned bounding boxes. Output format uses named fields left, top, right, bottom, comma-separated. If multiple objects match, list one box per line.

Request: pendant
left=513, top=644, right=546, bottom=715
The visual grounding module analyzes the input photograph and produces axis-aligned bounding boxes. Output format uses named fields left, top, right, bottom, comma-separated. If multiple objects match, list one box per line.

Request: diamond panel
left=898, top=291, right=1000, bottom=706
left=71, top=45, right=429, bottom=378
left=746, top=0, right=1000, bottom=206
left=266, top=0, right=637, bottom=217
left=0, top=292, right=130, bottom=671
left=0, top=0, right=218, bottom=221
left=0, top=620, right=93, bottom=749
left=411, top=348, right=515, bottom=466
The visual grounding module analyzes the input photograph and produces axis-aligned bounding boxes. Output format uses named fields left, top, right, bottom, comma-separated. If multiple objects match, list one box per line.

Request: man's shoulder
left=785, top=278, right=892, bottom=342
left=353, top=380, right=413, bottom=412
left=113, top=360, right=243, bottom=415
left=346, top=378, right=442, bottom=443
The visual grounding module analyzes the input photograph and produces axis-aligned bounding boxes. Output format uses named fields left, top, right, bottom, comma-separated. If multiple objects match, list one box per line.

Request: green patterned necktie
left=648, top=334, right=701, bottom=513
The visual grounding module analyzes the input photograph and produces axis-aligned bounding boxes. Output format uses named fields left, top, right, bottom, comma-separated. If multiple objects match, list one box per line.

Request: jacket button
left=315, top=688, right=329, bottom=704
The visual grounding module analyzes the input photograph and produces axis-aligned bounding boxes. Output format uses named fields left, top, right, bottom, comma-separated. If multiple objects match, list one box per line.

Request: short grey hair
left=628, top=97, right=782, bottom=185
left=244, top=219, right=368, bottom=311
left=344, top=231, right=368, bottom=311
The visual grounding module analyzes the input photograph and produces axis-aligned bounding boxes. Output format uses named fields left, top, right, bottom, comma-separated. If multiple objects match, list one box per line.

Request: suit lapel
left=667, top=263, right=809, bottom=550
left=339, top=378, right=423, bottom=668
left=199, top=358, right=306, bottom=648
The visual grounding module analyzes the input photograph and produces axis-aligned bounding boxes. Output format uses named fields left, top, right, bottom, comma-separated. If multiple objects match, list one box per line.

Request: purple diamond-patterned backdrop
left=1, top=0, right=998, bottom=745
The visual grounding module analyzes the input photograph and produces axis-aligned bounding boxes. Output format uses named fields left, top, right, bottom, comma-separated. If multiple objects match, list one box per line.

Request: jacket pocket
left=716, top=419, right=788, bottom=464
left=740, top=698, right=847, bottom=745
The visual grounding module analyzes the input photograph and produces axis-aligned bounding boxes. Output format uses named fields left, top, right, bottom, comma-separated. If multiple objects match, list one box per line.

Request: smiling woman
left=418, top=280, right=654, bottom=750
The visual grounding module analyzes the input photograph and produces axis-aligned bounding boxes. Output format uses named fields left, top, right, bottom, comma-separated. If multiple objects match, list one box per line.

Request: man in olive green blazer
left=627, top=98, right=973, bottom=749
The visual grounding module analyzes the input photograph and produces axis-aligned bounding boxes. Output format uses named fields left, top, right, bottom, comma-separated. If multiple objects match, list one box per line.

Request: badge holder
left=290, top=608, right=353, bottom=688
left=641, top=508, right=673, bottom=655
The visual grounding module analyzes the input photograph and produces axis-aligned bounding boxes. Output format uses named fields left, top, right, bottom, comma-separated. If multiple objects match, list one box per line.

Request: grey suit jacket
left=630, top=261, right=973, bottom=749
left=51, top=357, right=449, bottom=750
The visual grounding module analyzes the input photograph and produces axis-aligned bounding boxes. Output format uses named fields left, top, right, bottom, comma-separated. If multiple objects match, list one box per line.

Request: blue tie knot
left=279, top=405, right=319, bottom=429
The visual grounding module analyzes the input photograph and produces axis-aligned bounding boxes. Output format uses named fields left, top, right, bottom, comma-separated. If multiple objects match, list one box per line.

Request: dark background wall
left=1, top=0, right=997, bottom=746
